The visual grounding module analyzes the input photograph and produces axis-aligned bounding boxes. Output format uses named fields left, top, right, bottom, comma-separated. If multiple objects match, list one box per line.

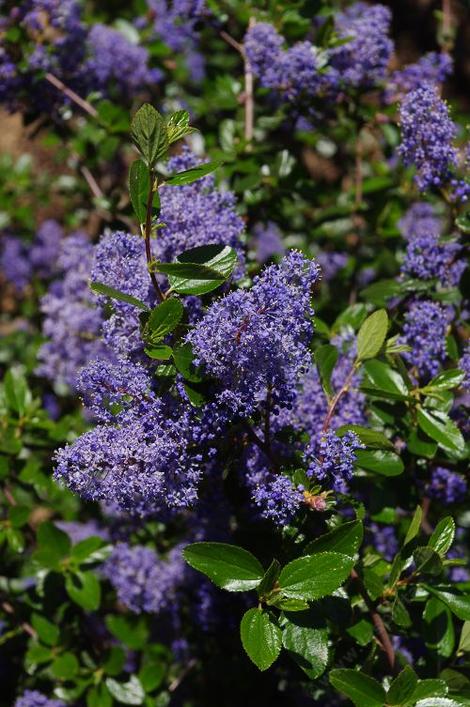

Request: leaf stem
left=321, top=363, right=358, bottom=433
left=144, top=172, right=165, bottom=302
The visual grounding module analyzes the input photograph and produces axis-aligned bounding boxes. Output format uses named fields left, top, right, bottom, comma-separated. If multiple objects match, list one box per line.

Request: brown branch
left=44, top=73, right=98, bottom=118
left=144, top=173, right=165, bottom=302
left=321, top=364, right=357, bottom=433
left=220, top=21, right=255, bottom=150
left=80, top=166, right=104, bottom=200
left=351, top=569, right=396, bottom=672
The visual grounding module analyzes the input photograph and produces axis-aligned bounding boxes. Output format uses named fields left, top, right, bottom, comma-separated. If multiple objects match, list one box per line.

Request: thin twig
left=80, top=166, right=104, bottom=200
left=220, top=21, right=255, bottom=150
left=321, top=365, right=357, bottom=433
left=44, top=72, right=98, bottom=118
left=168, top=658, right=197, bottom=693
left=220, top=30, right=244, bottom=54
left=420, top=496, right=433, bottom=535
left=350, top=569, right=396, bottom=672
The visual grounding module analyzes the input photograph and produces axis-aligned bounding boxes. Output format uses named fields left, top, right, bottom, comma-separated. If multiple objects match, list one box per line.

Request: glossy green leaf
left=360, top=279, right=402, bottom=306
left=240, top=608, right=281, bottom=671
left=166, top=109, right=197, bottom=145
left=165, top=161, right=221, bottom=186
left=147, top=298, right=184, bottom=341
left=387, top=665, right=418, bottom=705
left=404, top=506, right=423, bottom=545
left=156, top=244, right=238, bottom=296
left=417, top=409, right=465, bottom=456
left=90, top=281, right=149, bottom=311
left=131, top=104, right=168, bottom=167
left=458, top=622, right=470, bottom=654
left=414, top=547, right=443, bottom=576
left=363, top=359, right=408, bottom=397
left=144, top=344, right=173, bottom=360
left=424, top=586, right=470, bottom=620
left=355, top=449, right=404, bottom=476
left=423, top=597, right=455, bottom=658
left=429, top=517, right=455, bottom=556
left=52, top=652, right=79, bottom=679
left=105, top=676, right=145, bottom=705
left=173, top=343, right=204, bottom=382
left=3, top=369, right=31, bottom=416
left=183, top=542, right=264, bottom=591
left=129, top=159, right=149, bottom=224
left=356, top=309, right=388, bottom=361
left=329, top=668, right=386, bottom=707
left=303, top=520, right=363, bottom=557
left=279, top=552, right=354, bottom=600
left=257, top=559, right=281, bottom=598
left=65, top=570, right=101, bottom=611
left=423, top=369, right=465, bottom=392
left=410, top=679, right=448, bottom=702
left=314, top=344, right=338, bottom=397
left=337, top=424, right=394, bottom=450
left=282, top=620, right=328, bottom=679
left=31, top=614, right=60, bottom=646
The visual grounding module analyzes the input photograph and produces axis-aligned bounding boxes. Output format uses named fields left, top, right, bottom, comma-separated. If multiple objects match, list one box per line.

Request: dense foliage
left=0, top=1, right=469, bottom=705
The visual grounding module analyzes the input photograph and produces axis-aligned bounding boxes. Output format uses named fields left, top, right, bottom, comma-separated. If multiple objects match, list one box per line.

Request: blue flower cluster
left=427, top=467, right=467, bottom=504
left=14, top=691, right=65, bottom=707
left=187, top=251, right=320, bottom=416
left=398, top=84, right=458, bottom=192
left=305, top=431, right=364, bottom=494
left=401, top=232, right=465, bottom=287
left=401, top=300, right=450, bottom=379
left=102, top=542, right=186, bottom=613
left=0, top=219, right=63, bottom=291
left=386, top=52, right=452, bottom=102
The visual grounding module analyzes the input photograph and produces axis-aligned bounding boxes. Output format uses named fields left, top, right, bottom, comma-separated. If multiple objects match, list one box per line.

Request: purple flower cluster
left=0, top=0, right=158, bottom=113
left=367, top=522, right=398, bottom=561
left=37, top=233, right=107, bottom=388
left=244, top=446, right=302, bottom=527
left=145, top=0, right=207, bottom=81
left=56, top=519, right=109, bottom=544
left=102, top=542, right=186, bottom=613
left=305, top=431, right=363, bottom=494
left=0, top=219, right=63, bottom=290
left=187, top=251, right=320, bottom=416
left=317, top=251, right=348, bottom=281
left=252, top=221, right=285, bottom=263
left=427, top=467, right=467, bottom=504
left=386, top=52, right=453, bottom=102
left=461, top=343, right=470, bottom=391
left=401, top=234, right=465, bottom=287
left=401, top=300, right=449, bottom=379
left=329, top=2, right=393, bottom=89
left=14, top=691, right=65, bottom=707
left=398, top=84, right=458, bottom=191
left=244, top=23, right=323, bottom=101
left=87, top=25, right=160, bottom=95
left=398, top=202, right=442, bottom=241
left=54, top=398, right=203, bottom=515
left=157, top=148, right=245, bottom=269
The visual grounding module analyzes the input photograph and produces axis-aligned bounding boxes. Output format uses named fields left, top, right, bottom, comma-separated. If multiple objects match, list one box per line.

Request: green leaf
left=257, top=559, right=281, bottom=598
left=387, top=665, right=418, bottom=705
left=363, top=359, right=408, bottom=398
left=356, top=309, right=388, bottom=361
left=414, top=547, right=443, bottom=576
left=146, top=298, right=184, bottom=341
left=347, top=619, right=374, bottom=646
left=31, top=614, right=60, bottom=646
left=70, top=536, right=106, bottom=564
left=183, top=542, right=264, bottom=592
left=303, top=520, right=363, bottom=558
left=3, top=369, right=31, bottom=416
left=105, top=676, right=145, bottom=705
left=423, top=369, right=465, bottom=392
left=455, top=211, right=470, bottom=234
left=415, top=699, right=464, bottom=707
left=329, top=668, right=386, bottom=707
left=131, top=104, right=168, bottom=167
left=9, top=505, right=29, bottom=528
left=458, top=622, right=470, bottom=654
left=267, top=597, right=309, bottom=611
left=314, top=344, right=338, bottom=397
left=90, top=281, right=149, bottom=311
left=392, top=595, right=412, bottom=628
left=417, top=409, right=465, bottom=456
left=87, top=684, right=113, bottom=707
left=424, top=586, right=470, bottom=620
left=240, top=608, right=281, bottom=671
left=337, top=424, right=394, bottom=450
left=166, top=110, right=197, bottom=145
left=65, top=570, right=101, bottom=611
left=282, top=620, right=328, bottom=679
left=52, top=652, right=79, bottom=679
left=173, top=343, right=203, bottom=383
left=360, top=279, right=402, bottom=307
left=105, top=615, right=149, bottom=650
left=424, top=597, right=455, bottom=658
left=34, top=522, right=71, bottom=569
left=278, top=552, right=354, bottom=601
left=165, top=161, right=221, bottom=186
left=144, top=345, right=173, bottom=360
left=156, top=244, right=238, bottom=296
left=355, top=449, right=404, bottom=476
left=410, top=679, right=448, bottom=702
left=429, top=517, right=455, bottom=556
left=404, top=506, right=423, bottom=546
left=129, top=159, right=149, bottom=224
